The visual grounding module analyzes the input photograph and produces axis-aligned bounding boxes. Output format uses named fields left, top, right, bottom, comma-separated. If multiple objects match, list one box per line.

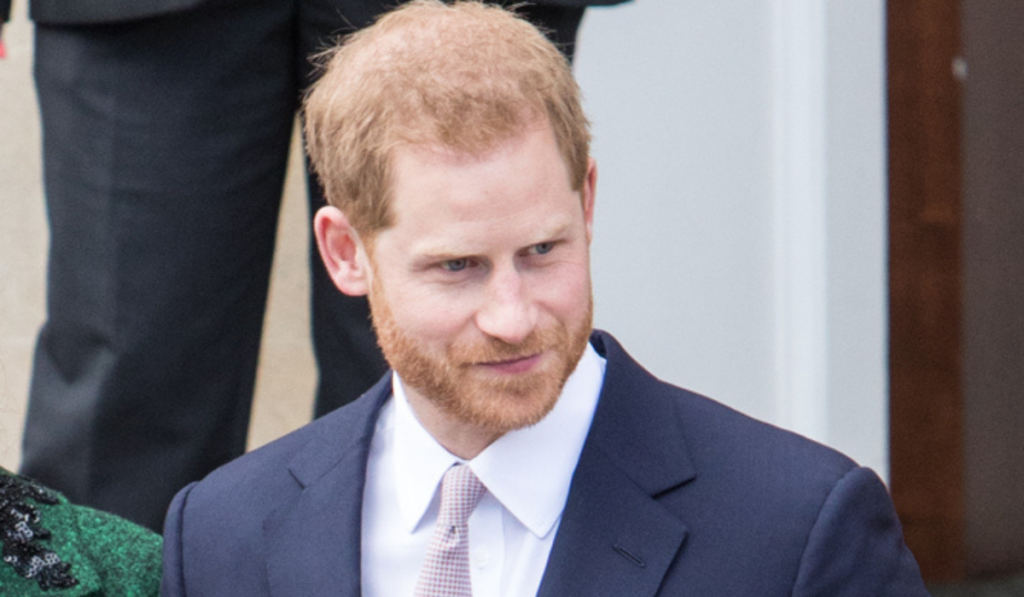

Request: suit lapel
left=538, top=332, right=696, bottom=597
left=263, top=376, right=392, bottom=597
left=260, top=332, right=692, bottom=597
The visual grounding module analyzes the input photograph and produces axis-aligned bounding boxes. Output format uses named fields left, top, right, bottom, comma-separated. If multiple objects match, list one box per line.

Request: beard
left=369, top=280, right=593, bottom=435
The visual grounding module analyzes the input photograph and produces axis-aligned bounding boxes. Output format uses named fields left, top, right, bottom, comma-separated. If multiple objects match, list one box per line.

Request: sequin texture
left=0, top=474, right=79, bottom=590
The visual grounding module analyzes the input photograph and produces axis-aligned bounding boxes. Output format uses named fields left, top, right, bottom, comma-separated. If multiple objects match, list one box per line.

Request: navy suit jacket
left=162, top=331, right=928, bottom=596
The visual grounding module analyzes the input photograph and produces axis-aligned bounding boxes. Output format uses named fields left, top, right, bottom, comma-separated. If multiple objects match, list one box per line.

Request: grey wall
left=575, top=1, right=888, bottom=476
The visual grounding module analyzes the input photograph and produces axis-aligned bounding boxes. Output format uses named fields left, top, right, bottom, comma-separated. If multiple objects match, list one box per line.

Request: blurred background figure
left=0, top=0, right=624, bottom=532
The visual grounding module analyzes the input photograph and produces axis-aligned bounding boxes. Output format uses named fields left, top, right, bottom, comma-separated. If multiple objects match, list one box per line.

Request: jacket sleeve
left=72, top=504, right=163, bottom=597
left=162, top=482, right=198, bottom=597
left=791, top=467, right=930, bottom=596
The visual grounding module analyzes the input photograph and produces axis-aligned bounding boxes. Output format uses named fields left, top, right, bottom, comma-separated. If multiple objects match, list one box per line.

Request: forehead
left=379, top=125, right=581, bottom=255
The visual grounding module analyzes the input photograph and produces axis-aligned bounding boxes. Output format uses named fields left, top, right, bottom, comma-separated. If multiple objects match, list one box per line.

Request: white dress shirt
left=361, top=343, right=606, bottom=597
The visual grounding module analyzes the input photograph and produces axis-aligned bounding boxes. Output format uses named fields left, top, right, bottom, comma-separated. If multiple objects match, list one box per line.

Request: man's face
left=366, top=123, right=596, bottom=434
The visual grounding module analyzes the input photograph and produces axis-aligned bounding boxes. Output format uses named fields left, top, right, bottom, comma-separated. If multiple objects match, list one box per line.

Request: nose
left=474, top=265, right=537, bottom=345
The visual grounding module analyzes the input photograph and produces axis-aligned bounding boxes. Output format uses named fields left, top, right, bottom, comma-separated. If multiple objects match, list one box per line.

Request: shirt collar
left=392, top=342, right=606, bottom=539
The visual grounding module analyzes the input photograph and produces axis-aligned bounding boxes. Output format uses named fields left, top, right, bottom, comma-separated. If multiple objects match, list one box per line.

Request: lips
left=476, top=352, right=543, bottom=374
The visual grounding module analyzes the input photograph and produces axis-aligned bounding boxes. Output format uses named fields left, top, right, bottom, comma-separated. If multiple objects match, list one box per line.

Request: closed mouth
left=475, top=352, right=543, bottom=373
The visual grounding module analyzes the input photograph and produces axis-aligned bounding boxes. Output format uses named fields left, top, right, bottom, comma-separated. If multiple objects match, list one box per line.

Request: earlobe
left=313, top=206, right=371, bottom=296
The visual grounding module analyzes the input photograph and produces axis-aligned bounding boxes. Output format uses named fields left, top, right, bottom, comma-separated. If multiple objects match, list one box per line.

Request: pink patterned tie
left=414, top=464, right=487, bottom=597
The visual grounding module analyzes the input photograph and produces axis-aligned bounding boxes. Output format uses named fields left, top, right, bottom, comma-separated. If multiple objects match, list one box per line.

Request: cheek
left=536, top=264, right=592, bottom=318
left=393, top=288, right=478, bottom=341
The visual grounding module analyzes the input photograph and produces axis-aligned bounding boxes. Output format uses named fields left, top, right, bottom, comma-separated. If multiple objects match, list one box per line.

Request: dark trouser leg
left=297, top=0, right=393, bottom=420
left=301, top=1, right=588, bottom=419
left=24, top=0, right=297, bottom=532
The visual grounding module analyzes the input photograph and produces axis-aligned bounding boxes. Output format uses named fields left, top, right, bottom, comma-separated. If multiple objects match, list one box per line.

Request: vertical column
left=888, top=0, right=966, bottom=583
left=770, top=0, right=829, bottom=443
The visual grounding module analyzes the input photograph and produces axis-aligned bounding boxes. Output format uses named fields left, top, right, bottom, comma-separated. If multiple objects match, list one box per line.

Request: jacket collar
left=537, top=331, right=696, bottom=597
left=264, top=375, right=392, bottom=597
left=263, top=331, right=696, bottom=597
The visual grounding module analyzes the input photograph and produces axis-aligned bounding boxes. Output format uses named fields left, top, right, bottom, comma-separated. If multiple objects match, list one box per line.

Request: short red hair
left=303, top=0, right=591, bottom=238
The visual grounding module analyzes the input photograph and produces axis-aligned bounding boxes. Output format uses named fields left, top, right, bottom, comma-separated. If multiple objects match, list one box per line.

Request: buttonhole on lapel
left=613, top=544, right=646, bottom=568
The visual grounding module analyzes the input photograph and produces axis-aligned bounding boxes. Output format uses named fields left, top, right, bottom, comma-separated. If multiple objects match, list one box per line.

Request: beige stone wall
left=0, top=9, right=45, bottom=468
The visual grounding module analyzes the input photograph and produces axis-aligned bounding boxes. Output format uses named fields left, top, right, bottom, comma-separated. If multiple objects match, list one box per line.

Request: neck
left=403, top=386, right=503, bottom=460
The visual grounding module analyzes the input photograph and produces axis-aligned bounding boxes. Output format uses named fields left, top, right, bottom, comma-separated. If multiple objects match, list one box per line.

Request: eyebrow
left=411, top=219, right=576, bottom=264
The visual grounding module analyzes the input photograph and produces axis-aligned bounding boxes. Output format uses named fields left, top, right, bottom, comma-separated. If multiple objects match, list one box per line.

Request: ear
left=314, top=206, right=372, bottom=296
left=582, top=157, right=597, bottom=243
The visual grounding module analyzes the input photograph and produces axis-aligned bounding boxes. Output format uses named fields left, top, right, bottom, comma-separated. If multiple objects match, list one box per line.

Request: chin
left=437, top=345, right=581, bottom=432
left=454, top=383, right=563, bottom=433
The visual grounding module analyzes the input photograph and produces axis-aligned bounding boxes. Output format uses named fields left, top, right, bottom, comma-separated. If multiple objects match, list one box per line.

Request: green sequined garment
left=0, top=469, right=162, bottom=596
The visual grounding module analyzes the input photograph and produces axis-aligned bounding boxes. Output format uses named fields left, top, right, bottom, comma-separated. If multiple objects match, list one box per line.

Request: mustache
left=449, top=328, right=563, bottom=365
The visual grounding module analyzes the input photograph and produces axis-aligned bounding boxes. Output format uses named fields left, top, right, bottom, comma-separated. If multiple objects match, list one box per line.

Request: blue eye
left=443, top=259, right=469, bottom=272
left=534, top=242, right=554, bottom=255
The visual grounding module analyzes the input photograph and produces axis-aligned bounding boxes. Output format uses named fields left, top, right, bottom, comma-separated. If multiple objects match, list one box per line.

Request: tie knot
left=437, top=464, right=487, bottom=528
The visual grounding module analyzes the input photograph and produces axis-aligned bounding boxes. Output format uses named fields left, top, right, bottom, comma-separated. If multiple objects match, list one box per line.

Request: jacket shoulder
left=161, top=377, right=390, bottom=596
left=65, top=505, right=163, bottom=596
left=586, top=331, right=925, bottom=595
left=30, top=0, right=207, bottom=25
left=183, top=375, right=389, bottom=507
left=590, top=329, right=858, bottom=491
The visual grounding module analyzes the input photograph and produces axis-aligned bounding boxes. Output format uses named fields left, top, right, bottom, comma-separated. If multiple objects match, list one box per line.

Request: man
left=162, top=2, right=930, bottom=595
left=4, top=0, right=618, bottom=532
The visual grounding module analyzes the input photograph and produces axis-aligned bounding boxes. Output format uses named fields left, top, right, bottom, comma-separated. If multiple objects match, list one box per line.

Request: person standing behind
left=0, top=0, right=625, bottom=532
